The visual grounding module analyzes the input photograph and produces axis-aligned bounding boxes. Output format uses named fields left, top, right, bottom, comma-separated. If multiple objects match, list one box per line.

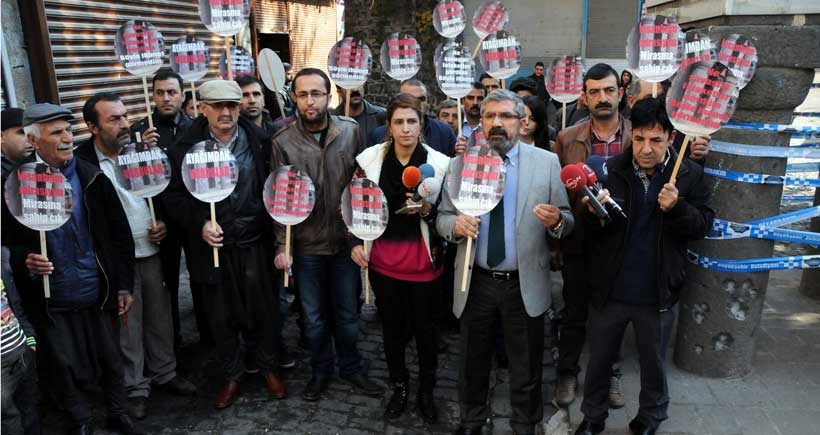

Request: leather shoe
left=384, top=381, right=408, bottom=419
left=555, top=375, right=577, bottom=406
left=416, top=389, right=437, bottom=423
left=128, top=397, right=147, bottom=420
left=574, top=419, right=605, bottom=435
left=302, top=377, right=329, bottom=401
left=628, top=418, right=657, bottom=435
left=71, top=424, right=93, bottom=435
left=107, top=414, right=146, bottom=435
left=452, top=426, right=483, bottom=435
left=214, top=381, right=240, bottom=409
left=264, top=372, right=287, bottom=399
left=340, top=373, right=383, bottom=396
left=158, top=375, right=197, bottom=396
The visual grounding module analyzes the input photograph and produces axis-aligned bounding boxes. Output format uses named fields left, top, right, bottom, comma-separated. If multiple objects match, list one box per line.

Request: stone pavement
left=41, top=267, right=820, bottom=435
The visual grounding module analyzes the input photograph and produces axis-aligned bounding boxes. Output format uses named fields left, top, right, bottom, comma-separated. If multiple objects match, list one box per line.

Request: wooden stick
left=460, top=236, right=472, bottom=292
left=457, top=99, right=463, bottom=138
left=225, top=38, right=233, bottom=81
left=670, top=134, right=691, bottom=182
left=148, top=197, right=157, bottom=227
left=141, top=77, right=154, bottom=129
left=40, top=231, right=50, bottom=298
left=562, top=102, right=567, bottom=130
left=652, top=82, right=658, bottom=98
left=500, top=79, right=505, bottom=90
left=210, top=202, right=220, bottom=268
left=191, top=82, right=199, bottom=118
left=284, top=224, right=291, bottom=288
left=472, top=37, right=485, bottom=59
left=344, top=89, right=351, bottom=118
left=364, top=240, right=370, bottom=304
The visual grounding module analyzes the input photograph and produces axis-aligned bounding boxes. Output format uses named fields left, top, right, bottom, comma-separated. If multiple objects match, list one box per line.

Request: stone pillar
left=799, top=179, right=820, bottom=299
left=672, top=25, right=820, bottom=377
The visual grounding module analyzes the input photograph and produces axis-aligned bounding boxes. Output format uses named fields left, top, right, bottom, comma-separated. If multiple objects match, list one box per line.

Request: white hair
left=23, top=123, right=42, bottom=140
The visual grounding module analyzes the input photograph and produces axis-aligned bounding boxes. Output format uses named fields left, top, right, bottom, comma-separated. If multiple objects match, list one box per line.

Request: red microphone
left=576, top=162, right=598, bottom=185
left=402, top=166, right=422, bottom=190
left=560, top=164, right=610, bottom=221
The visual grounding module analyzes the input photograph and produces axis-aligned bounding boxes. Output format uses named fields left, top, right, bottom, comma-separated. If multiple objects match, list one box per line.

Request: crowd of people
left=0, top=59, right=714, bottom=435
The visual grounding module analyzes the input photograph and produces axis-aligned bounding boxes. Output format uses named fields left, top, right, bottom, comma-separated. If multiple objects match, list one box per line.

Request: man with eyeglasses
left=164, top=79, right=286, bottom=409
left=271, top=68, right=382, bottom=402
left=437, top=89, right=572, bottom=435
left=552, top=63, right=632, bottom=410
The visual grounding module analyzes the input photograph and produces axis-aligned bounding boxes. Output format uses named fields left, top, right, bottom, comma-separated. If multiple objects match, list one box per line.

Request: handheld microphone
left=401, top=166, right=421, bottom=190
left=560, top=164, right=610, bottom=221
left=418, top=163, right=435, bottom=180
left=414, top=177, right=441, bottom=201
left=583, top=156, right=627, bottom=219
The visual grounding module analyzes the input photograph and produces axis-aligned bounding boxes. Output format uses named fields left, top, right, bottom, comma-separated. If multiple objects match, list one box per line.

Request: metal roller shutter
left=254, top=0, right=288, bottom=34
left=287, top=1, right=338, bottom=82
left=42, top=0, right=226, bottom=140
left=586, top=0, right=638, bottom=59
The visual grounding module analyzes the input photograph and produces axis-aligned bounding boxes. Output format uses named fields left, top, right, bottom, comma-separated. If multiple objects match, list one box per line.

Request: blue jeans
left=293, top=252, right=362, bottom=378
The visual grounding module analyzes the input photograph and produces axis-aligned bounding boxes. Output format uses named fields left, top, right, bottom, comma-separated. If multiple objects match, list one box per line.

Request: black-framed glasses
left=295, top=91, right=328, bottom=101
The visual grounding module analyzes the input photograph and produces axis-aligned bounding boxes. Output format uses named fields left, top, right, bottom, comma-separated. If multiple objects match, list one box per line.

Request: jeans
left=1, top=346, right=41, bottom=435
left=293, top=251, right=362, bottom=378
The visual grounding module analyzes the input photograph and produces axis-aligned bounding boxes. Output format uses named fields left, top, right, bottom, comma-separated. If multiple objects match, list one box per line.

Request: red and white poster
left=181, top=141, right=238, bottom=203
left=380, top=33, right=422, bottom=81
left=666, top=61, right=740, bottom=137
left=626, top=14, right=685, bottom=82
left=341, top=178, right=388, bottom=241
left=717, top=34, right=758, bottom=90
left=433, top=0, right=467, bottom=39
left=114, top=20, right=164, bottom=77
left=170, top=35, right=210, bottom=82
left=327, top=37, right=372, bottom=89
left=547, top=56, right=584, bottom=104
left=264, top=166, right=316, bottom=226
left=435, top=43, right=476, bottom=99
left=115, top=143, right=171, bottom=199
left=472, top=1, right=509, bottom=40
left=478, top=30, right=521, bottom=80
left=198, top=0, right=250, bottom=37
left=3, top=162, right=73, bottom=232
left=446, top=145, right=506, bottom=217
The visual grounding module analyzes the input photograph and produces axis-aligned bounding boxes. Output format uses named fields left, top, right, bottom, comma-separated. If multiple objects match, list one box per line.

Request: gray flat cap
left=22, top=103, right=74, bottom=126
left=199, top=80, right=242, bottom=103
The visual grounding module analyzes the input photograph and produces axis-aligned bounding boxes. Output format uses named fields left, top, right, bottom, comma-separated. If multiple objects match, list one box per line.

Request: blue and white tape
left=710, top=140, right=820, bottom=158
left=724, top=121, right=820, bottom=135
left=688, top=251, right=820, bottom=272
left=787, top=162, right=820, bottom=172
left=704, top=167, right=820, bottom=187
left=708, top=218, right=820, bottom=246
left=782, top=195, right=815, bottom=203
left=748, top=206, right=820, bottom=227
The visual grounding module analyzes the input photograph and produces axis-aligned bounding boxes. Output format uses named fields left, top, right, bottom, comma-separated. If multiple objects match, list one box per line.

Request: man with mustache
left=333, top=84, right=386, bottom=149
left=1, top=103, right=140, bottom=434
left=438, top=90, right=573, bottom=435
left=76, top=93, right=197, bottom=421
left=552, top=63, right=631, bottom=409
left=164, top=80, right=286, bottom=409
left=1, top=108, right=33, bottom=178
left=237, top=75, right=281, bottom=136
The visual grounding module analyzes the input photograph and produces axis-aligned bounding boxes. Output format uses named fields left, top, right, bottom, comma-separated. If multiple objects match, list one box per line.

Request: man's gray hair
left=437, top=99, right=458, bottom=112
left=626, top=78, right=644, bottom=98
left=23, top=123, right=42, bottom=140
left=480, top=89, right=525, bottom=118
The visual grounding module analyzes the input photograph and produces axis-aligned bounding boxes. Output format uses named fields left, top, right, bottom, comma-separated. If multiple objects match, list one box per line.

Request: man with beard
left=236, top=75, right=279, bottom=136
left=76, top=93, right=197, bottom=420
left=460, top=82, right=486, bottom=138
left=333, top=84, right=385, bottom=149
left=552, top=63, right=630, bottom=409
left=437, top=90, right=573, bottom=435
left=367, top=79, right=456, bottom=156
left=130, top=71, right=212, bottom=352
left=1, top=108, right=32, bottom=177
left=271, top=68, right=381, bottom=402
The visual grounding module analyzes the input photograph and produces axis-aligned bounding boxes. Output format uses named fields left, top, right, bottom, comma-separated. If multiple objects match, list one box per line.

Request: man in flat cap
left=1, top=103, right=142, bottom=434
left=164, top=80, right=285, bottom=409
left=1, top=108, right=32, bottom=177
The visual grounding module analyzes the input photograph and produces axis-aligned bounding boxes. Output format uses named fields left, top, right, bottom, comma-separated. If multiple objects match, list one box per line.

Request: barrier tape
left=783, top=195, right=815, bottom=203
left=708, top=218, right=820, bottom=246
left=687, top=251, right=820, bottom=272
left=748, top=206, right=820, bottom=226
left=704, top=166, right=820, bottom=187
left=787, top=162, right=820, bottom=172
left=724, top=121, right=820, bottom=134
left=709, top=140, right=820, bottom=158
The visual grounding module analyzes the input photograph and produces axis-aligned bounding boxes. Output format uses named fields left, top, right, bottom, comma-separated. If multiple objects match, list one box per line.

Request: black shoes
left=384, top=381, right=409, bottom=419
left=340, top=373, right=383, bottom=396
left=128, top=397, right=147, bottom=420
left=302, top=377, right=329, bottom=402
left=158, top=375, right=198, bottom=396
left=574, top=419, right=605, bottom=435
left=628, top=418, right=657, bottom=435
left=107, top=414, right=146, bottom=435
left=416, top=389, right=438, bottom=424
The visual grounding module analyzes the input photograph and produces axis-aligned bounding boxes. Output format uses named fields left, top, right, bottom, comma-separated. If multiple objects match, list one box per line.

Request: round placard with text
left=181, top=141, right=238, bottom=203
left=445, top=145, right=506, bottom=217
left=198, top=0, right=250, bottom=37
left=169, top=35, right=210, bottom=82
left=433, top=0, right=467, bottom=38
left=380, top=33, right=422, bottom=81
left=3, top=162, right=73, bottom=232
left=472, top=1, right=509, bottom=40
left=626, top=14, right=685, bottom=82
left=435, top=43, right=476, bottom=99
left=327, top=38, right=373, bottom=89
left=478, top=30, right=521, bottom=80
left=717, top=34, right=758, bottom=90
left=341, top=178, right=389, bottom=241
left=666, top=61, right=740, bottom=137
left=115, top=142, right=172, bottom=198
left=263, top=165, right=316, bottom=226
left=546, top=56, right=584, bottom=104
left=114, top=20, right=165, bottom=77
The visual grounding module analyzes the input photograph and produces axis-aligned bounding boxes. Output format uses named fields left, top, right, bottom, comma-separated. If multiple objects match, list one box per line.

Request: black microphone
left=560, top=164, right=611, bottom=222
left=582, top=157, right=627, bottom=219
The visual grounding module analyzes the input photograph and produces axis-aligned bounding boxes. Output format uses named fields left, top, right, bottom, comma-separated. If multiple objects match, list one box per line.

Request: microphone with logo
left=397, top=165, right=440, bottom=214
left=560, top=164, right=611, bottom=222
left=581, top=156, right=627, bottom=219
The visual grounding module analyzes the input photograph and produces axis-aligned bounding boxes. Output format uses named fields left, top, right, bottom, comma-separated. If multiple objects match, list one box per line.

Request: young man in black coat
left=575, top=98, right=714, bottom=435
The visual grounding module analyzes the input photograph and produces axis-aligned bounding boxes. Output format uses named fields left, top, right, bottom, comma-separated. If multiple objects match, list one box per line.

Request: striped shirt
left=1, top=282, right=27, bottom=357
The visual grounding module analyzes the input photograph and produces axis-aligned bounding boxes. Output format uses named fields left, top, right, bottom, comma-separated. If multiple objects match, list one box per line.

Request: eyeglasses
left=204, top=101, right=239, bottom=110
left=481, top=112, right=520, bottom=122
left=295, top=91, right=328, bottom=101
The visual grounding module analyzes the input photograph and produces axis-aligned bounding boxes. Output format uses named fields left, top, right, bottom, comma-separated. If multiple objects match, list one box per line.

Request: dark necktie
left=486, top=156, right=508, bottom=268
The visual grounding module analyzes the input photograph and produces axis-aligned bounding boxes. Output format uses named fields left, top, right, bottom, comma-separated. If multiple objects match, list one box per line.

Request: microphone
left=413, top=177, right=441, bottom=201
left=419, top=163, right=435, bottom=179
left=560, top=164, right=610, bottom=221
left=402, top=166, right=421, bottom=190
left=583, top=156, right=627, bottom=219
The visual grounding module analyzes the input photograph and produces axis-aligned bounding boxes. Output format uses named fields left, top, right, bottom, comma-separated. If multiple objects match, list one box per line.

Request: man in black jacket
left=574, top=98, right=714, bottom=435
left=164, top=80, right=285, bottom=409
left=1, top=103, right=141, bottom=435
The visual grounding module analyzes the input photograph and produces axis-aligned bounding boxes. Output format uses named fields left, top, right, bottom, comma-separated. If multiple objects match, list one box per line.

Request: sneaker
left=555, top=375, right=577, bottom=407
left=608, top=375, right=625, bottom=409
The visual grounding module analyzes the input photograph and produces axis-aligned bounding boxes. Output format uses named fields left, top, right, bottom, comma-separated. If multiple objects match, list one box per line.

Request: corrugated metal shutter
left=42, top=0, right=226, bottom=140
left=586, top=0, right=638, bottom=59
left=254, top=0, right=288, bottom=34
left=288, top=1, right=338, bottom=80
